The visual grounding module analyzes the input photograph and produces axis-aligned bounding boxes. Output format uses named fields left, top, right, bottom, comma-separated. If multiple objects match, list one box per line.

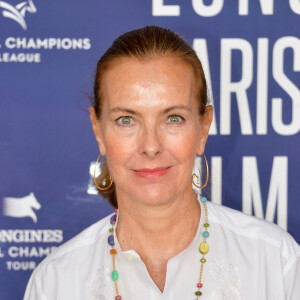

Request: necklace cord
left=107, top=197, right=210, bottom=299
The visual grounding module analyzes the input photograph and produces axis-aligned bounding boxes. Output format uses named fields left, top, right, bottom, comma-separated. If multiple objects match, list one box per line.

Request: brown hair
left=92, top=25, right=209, bottom=208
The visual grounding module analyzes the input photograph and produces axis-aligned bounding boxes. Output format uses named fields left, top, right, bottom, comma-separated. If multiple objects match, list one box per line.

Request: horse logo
left=0, top=0, right=36, bottom=30
left=2, top=192, right=41, bottom=223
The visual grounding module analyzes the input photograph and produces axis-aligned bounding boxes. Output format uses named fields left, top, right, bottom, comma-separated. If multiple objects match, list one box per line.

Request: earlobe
left=89, top=106, right=106, bottom=155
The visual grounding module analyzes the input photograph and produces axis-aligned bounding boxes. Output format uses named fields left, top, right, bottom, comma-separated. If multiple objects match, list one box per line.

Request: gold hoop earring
left=94, top=154, right=114, bottom=191
left=192, top=153, right=209, bottom=189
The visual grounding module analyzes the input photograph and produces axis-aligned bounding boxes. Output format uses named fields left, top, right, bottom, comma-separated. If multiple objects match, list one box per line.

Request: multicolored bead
left=200, top=196, right=207, bottom=203
left=110, top=249, right=117, bottom=255
left=199, top=241, right=209, bottom=254
left=202, top=231, right=209, bottom=238
left=108, top=235, right=115, bottom=246
left=111, top=270, right=119, bottom=281
left=110, top=214, right=117, bottom=224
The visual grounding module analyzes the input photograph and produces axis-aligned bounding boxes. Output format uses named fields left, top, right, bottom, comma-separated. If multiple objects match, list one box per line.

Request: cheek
left=164, top=127, right=198, bottom=161
left=103, top=130, right=137, bottom=166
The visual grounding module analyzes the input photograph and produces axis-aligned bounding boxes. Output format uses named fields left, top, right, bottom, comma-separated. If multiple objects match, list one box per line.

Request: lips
left=135, top=167, right=169, bottom=172
left=134, top=166, right=171, bottom=179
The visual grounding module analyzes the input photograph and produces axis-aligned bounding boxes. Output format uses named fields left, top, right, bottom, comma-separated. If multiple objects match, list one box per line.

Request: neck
left=115, top=187, right=201, bottom=261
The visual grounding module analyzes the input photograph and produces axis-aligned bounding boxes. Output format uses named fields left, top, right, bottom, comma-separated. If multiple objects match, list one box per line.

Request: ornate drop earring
left=192, top=153, right=209, bottom=189
left=93, top=154, right=114, bottom=191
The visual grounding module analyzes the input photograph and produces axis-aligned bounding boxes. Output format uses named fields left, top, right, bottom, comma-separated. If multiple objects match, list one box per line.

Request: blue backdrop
left=0, top=1, right=299, bottom=299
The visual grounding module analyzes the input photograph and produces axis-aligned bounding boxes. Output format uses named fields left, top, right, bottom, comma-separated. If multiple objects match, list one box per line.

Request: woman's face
left=90, top=56, right=212, bottom=207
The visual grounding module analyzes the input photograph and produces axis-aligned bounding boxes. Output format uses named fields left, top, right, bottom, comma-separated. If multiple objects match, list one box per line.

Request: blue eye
left=116, top=116, right=134, bottom=127
left=168, top=115, right=184, bottom=124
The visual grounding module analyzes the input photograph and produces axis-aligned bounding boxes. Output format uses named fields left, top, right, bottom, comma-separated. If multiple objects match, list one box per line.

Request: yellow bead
left=199, top=242, right=209, bottom=254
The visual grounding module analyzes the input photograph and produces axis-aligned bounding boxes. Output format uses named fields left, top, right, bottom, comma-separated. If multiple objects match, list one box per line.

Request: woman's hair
left=91, top=25, right=209, bottom=208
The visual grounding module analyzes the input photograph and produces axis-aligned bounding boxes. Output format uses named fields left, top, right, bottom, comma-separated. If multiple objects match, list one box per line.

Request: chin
left=132, top=186, right=174, bottom=206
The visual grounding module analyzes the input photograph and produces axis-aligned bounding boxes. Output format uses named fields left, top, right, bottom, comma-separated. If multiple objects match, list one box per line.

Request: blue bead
left=108, top=235, right=115, bottom=246
left=200, top=196, right=207, bottom=203
left=202, top=231, right=209, bottom=238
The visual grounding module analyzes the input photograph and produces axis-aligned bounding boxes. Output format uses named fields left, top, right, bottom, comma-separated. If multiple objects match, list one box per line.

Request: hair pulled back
left=92, top=25, right=209, bottom=208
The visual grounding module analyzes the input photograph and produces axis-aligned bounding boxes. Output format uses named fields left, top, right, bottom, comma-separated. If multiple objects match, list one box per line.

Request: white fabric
left=24, top=190, right=300, bottom=300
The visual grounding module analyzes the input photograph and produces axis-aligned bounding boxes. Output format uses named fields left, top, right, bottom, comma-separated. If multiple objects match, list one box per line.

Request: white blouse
left=24, top=190, right=300, bottom=300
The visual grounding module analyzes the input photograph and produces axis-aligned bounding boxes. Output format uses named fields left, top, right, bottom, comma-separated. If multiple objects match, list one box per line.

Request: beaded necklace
left=107, top=195, right=210, bottom=299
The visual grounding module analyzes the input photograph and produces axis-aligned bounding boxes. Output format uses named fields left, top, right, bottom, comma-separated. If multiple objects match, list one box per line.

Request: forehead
left=101, top=56, right=196, bottom=109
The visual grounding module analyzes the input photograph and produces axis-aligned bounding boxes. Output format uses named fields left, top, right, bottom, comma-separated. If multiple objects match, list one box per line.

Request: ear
left=196, top=105, right=213, bottom=155
left=89, top=106, right=106, bottom=155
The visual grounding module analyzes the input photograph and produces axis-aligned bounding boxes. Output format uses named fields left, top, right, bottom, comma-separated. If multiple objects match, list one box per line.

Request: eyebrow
left=109, top=105, right=192, bottom=115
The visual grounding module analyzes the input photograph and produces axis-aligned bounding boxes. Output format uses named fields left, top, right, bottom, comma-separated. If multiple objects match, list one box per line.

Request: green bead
left=109, top=228, right=114, bottom=233
left=204, top=223, right=209, bottom=228
left=111, top=270, right=119, bottom=281
left=195, top=291, right=202, bottom=296
left=200, top=258, right=206, bottom=263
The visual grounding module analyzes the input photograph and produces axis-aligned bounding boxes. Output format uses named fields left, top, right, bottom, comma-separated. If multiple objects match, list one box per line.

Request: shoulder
left=24, top=213, right=114, bottom=299
left=32, top=212, right=113, bottom=276
left=207, top=201, right=300, bottom=270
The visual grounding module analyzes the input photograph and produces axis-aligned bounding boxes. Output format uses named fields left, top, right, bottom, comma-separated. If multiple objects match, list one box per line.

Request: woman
left=24, top=26, right=300, bottom=300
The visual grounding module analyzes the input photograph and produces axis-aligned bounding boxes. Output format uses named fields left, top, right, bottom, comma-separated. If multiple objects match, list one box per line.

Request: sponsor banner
left=0, top=37, right=91, bottom=63
left=0, top=1, right=299, bottom=299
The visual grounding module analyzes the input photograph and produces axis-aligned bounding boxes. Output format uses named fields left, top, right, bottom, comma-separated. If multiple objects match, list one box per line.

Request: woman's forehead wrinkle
left=131, top=82, right=168, bottom=109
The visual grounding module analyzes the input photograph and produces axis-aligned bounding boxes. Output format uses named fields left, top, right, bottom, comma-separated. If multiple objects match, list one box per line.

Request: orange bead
left=110, top=249, right=117, bottom=255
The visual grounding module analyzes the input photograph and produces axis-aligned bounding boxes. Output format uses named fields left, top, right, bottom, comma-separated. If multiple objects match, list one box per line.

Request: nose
left=139, top=126, right=163, bottom=158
